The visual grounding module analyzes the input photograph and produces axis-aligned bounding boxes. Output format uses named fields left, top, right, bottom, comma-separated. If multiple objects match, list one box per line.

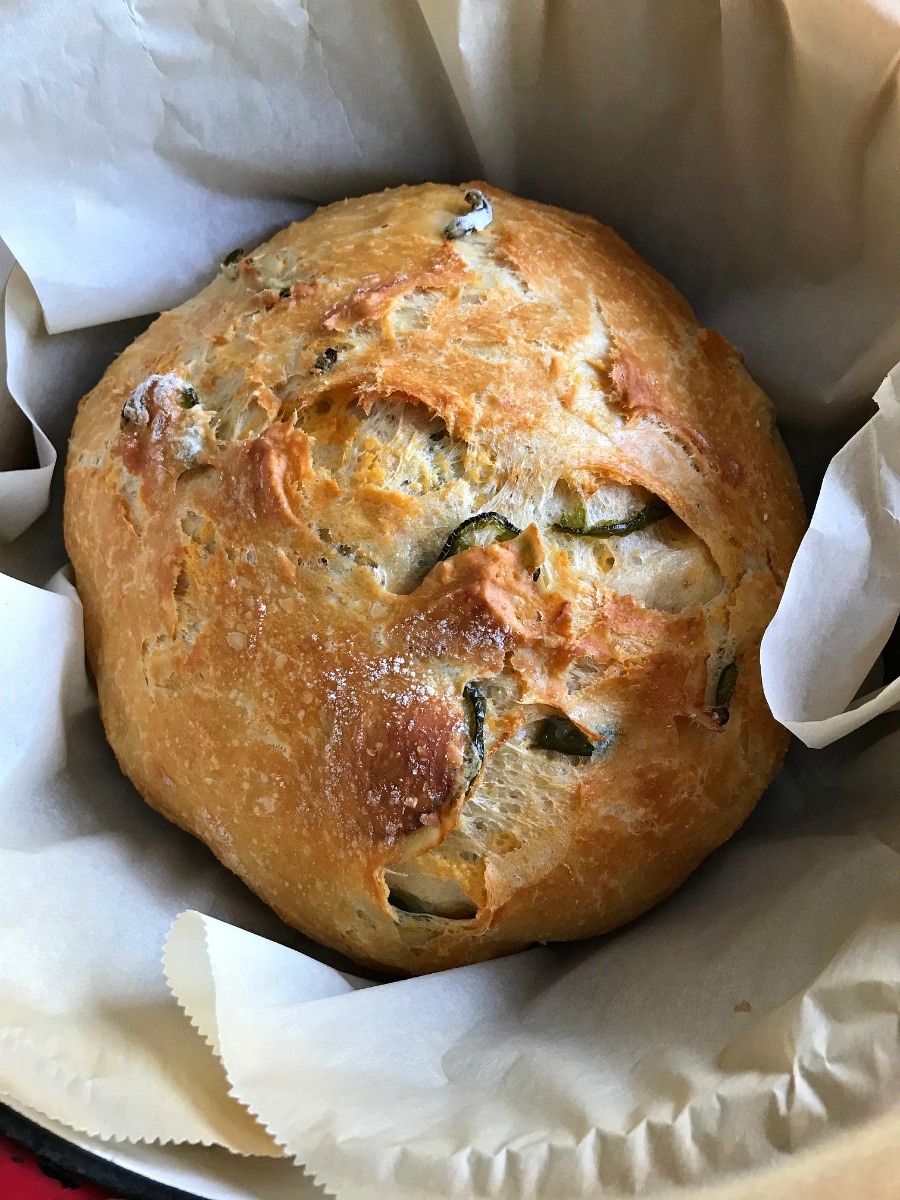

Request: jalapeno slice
left=531, top=715, right=615, bottom=758
left=552, top=500, right=670, bottom=539
left=463, top=681, right=486, bottom=762
left=715, top=661, right=739, bottom=706
left=706, top=661, right=739, bottom=727
left=438, top=512, right=521, bottom=562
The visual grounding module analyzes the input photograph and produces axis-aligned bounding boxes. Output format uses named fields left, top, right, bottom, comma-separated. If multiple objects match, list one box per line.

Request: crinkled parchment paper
left=1, top=2, right=900, bottom=1198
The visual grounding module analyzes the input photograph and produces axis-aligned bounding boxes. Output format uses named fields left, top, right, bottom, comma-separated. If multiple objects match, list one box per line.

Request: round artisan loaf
left=64, top=183, right=804, bottom=973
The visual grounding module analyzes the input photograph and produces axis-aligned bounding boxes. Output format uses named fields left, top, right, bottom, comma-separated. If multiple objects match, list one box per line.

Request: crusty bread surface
left=64, top=183, right=804, bottom=972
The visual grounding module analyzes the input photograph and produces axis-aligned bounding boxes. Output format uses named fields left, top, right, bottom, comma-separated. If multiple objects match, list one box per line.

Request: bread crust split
left=64, top=183, right=804, bottom=973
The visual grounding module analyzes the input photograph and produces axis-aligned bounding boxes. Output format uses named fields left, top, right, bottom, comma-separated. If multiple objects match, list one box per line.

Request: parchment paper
left=2, top=2, right=900, bottom=1198
left=761, top=365, right=900, bottom=746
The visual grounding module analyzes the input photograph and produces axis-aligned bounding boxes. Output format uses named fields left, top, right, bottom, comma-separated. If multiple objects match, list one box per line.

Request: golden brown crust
left=64, top=183, right=804, bottom=973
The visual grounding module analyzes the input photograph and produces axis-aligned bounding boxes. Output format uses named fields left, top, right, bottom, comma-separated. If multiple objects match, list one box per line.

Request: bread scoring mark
left=385, top=290, right=443, bottom=340
left=292, top=395, right=466, bottom=494
left=341, top=401, right=467, bottom=495
left=319, top=245, right=466, bottom=333
left=611, top=351, right=743, bottom=486
left=558, top=301, right=626, bottom=431
left=444, top=216, right=531, bottom=298
left=288, top=395, right=484, bottom=594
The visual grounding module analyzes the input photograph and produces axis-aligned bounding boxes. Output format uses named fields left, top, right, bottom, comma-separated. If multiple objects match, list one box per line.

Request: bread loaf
left=64, top=183, right=804, bottom=972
